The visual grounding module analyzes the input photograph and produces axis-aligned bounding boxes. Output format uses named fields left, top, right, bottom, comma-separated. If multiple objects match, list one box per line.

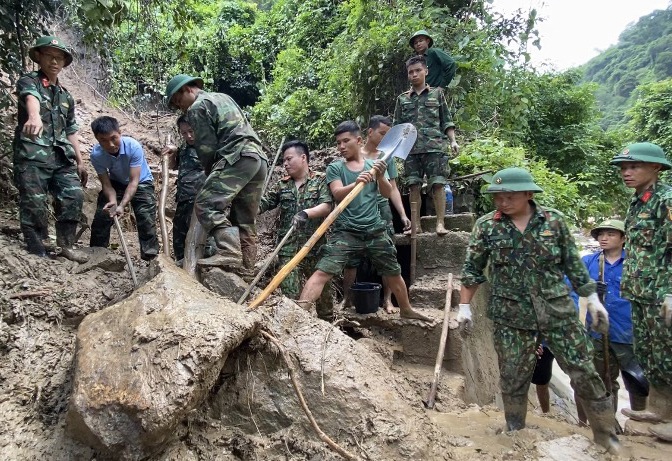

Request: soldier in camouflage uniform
left=89, top=116, right=159, bottom=261
left=166, top=74, right=268, bottom=273
left=259, top=140, right=333, bottom=320
left=409, top=30, right=457, bottom=90
left=609, top=143, right=672, bottom=441
left=393, top=55, right=458, bottom=236
left=458, top=167, right=622, bottom=454
left=161, top=115, right=211, bottom=262
left=13, top=36, right=88, bottom=262
left=298, top=121, right=431, bottom=322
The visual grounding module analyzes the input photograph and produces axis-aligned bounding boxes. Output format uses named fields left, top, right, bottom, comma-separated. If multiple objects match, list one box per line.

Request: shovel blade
left=377, top=123, right=417, bottom=163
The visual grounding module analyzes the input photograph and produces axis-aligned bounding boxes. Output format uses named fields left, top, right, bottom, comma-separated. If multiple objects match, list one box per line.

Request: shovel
left=114, top=215, right=139, bottom=288
left=238, top=225, right=295, bottom=304
left=248, top=123, right=417, bottom=310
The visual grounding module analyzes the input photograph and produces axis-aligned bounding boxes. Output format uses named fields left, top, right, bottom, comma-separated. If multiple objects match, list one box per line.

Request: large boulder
left=66, top=255, right=262, bottom=459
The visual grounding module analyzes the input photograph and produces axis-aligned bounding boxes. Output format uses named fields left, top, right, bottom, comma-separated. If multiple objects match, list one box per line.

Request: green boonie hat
left=609, top=142, right=671, bottom=171
left=484, top=167, right=543, bottom=194
left=590, top=219, right=625, bottom=240
left=409, top=30, right=434, bottom=49
left=29, top=36, right=73, bottom=67
left=165, top=74, right=204, bottom=107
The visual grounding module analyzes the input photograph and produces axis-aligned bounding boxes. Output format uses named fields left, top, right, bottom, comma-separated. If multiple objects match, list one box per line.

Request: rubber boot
left=503, top=395, right=528, bottom=431
left=433, top=185, right=448, bottom=235
left=22, top=225, right=47, bottom=257
left=198, top=226, right=243, bottom=269
left=575, top=391, right=589, bottom=427
left=622, top=386, right=669, bottom=423
left=582, top=395, right=623, bottom=455
left=647, top=386, right=672, bottom=442
left=56, top=222, right=89, bottom=263
left=629, top=393, right=647, bottom=412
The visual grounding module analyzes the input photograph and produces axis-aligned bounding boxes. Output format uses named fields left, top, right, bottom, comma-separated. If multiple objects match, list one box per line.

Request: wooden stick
left=260, top=330, right=358, bottom=460
left=261, top=136, right=286, bottom=197
left=8, top=290, right=50, bottom=300
left=238, top=225, right=295, bottom=304
left=452, top=170, right=492, bottom=181
left=159, top=154, right=171, bottom=257
left=410, top=198, right=419, bottom=286
left=114, top=215, right=139, bottom=288
left=425, top=273, right=454, bottom=409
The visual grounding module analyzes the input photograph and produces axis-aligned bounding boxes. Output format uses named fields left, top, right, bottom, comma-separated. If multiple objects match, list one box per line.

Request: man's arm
left=433, top=48, right=457, bottom=89
left=304, top=202, right=332, bottom=219
left=67, top=133, right=88, bottom=186
left=259, top=183, right=280, bottom=214
left=22, top=95, right=43, bottom=140
left=99, top=173, right=118, bottom=216
left=376, top=166, right=393, bottom=199
left=161, top=145, right=179, bottom=170
left=117, top=166, right=142, bottom=215
left=438, top=89, right=458, bottom=155
left=389, top=179, right=410, bottom=230
left=393, top=96, right=402, bottom=125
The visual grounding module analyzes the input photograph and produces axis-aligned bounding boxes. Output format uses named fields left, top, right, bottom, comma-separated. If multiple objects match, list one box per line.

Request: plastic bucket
left=351, top=282, right=381, bottom=314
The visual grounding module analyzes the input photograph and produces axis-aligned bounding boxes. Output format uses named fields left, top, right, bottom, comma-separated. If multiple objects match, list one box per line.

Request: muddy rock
left=72, top=247, right=126, bottom=273
left=210, top=297, right=452, bottom=460
left=200, top=267, right=248, bottom=302
left=66, top=255, right=263, bottom=459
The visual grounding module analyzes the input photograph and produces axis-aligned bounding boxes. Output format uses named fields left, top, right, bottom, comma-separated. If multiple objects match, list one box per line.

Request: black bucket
left=351, top=282, right=381, bottom=314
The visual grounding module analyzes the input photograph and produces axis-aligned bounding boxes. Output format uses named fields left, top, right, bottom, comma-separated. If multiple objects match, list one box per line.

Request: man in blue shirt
left=574, top=219, right=649, bottom=426
left=89, top=116, right=159, bottom=260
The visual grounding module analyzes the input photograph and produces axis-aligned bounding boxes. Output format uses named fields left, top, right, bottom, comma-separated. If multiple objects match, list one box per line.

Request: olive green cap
left=29, top=36, right=73, bottom=67
left=590, top=219, right=625, bottom=239
left=484, top=167, right=543, bottom=194
left=609, top=142, right=671, bottom=170
left=165, top=74, right=204, bottom=107
left=409, top=30, right=433, bottom=48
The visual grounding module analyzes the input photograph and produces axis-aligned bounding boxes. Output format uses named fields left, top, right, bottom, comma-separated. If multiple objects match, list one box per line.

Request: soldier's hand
left=596, top=281, right=607, bottom=297
left=660, top=294, right=672, bottom=327
left=450, top=140, right=460, bottom=155
left=456, top=303, right=473, bottom=330
left=292, top=210, right=309, bottom=229
left=401, top=216, right=412, bottom=231
left=586, top=293, right=609, bottom=335
left=372, top=159, right=388, bottom=178
left=77, top=164, right=89, bottom=187
left=22, top=116, right=44, bottom=140
left=103, top=201, right=118, bottom=218
left=161, top=145, right=178, bottom=157
left=356, top=171, right=374, bottom=185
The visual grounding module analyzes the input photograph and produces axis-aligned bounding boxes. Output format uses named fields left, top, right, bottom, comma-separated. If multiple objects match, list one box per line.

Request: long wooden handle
left=425, top=273, right=453, bottom=409
left=159, top=155, right=171, bottom=257
left=114, top=215, right=139, bottom=287
left=261, top=136, right=286, bottom=197
left=249, top=178, right=371, bottom=310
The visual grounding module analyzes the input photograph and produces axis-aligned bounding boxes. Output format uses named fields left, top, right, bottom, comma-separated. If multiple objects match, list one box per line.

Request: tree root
left=260, top=330, right=359, bottom=461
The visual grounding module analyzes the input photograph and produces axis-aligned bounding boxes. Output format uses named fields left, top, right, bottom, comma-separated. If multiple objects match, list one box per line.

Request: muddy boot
left=198, top=226, right=243, bottom=270
left=56, top=222, right=89, bottom=263
left=583, top=395, right=623, bottom=455
left=575, top=391, right=589, bottom=427
left=646, top=386, right=672, bottom=441
left=503, top=396, right=528, bottom=431
left=629, top=393, right=648, bottom=412
left=649, top=422, right=672, bottom=441
left=238, top=244, right=257, bottom=282
left=622, top=386, right=670, bottom=423
left=433, top=186, right=448, bottom=235
left=22, top=225, right=47, bottom=257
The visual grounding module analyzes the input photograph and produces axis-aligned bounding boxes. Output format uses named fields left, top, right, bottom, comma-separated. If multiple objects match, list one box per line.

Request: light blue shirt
left=90, top=136, right=153, bottom=184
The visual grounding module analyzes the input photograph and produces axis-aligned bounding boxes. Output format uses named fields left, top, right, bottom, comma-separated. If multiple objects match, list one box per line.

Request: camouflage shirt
left=259, top=171, right=332, bottom=257
left=175, top=144, right=206, bottom=203
left=393, top=85, right=454, bottom=155
left=621, top=181, right=672, bottom=303
left=13, top=70, right=79, bottom=164
left=461, top=202, right=595, bottom=330
left=186, top=91, right=267, bottom=174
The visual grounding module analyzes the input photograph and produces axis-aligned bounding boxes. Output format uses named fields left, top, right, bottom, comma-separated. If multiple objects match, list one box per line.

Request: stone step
left=394, top=231, right=470, bottom=278
left=409, top=274, right=462, bottom=310
left=418, top=213, right=475, bottom=233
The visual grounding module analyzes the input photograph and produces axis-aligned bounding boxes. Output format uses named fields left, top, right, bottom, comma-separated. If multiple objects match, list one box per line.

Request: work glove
left=596, top=281, right=607, bottom=297
left=291, top=210, right=309, bottom=229
left=661, top=294, right=672, bottom=327
left=586, top=293, right=609, bottom=335
left=456, top=303, right=473, bottom=329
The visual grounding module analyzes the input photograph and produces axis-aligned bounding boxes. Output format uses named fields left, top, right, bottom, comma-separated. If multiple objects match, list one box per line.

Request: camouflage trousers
left=173, top=198, right=216, bottom=261
left=90, top=181, right=159, bottom=260
left=13, top=159, right=83, bottom=236
left=316, top=228, right=401, bottom=276
left=631, top=301, right=672, bottom=389
left=591, top=337, right=648, bottom=402
left=403, top=152, right=449, bottom=187
left=279, top=253, right=333, bottom=321
left=493, top=319, right=607, bottom=409
left=195, top=153, right=267, bottom=252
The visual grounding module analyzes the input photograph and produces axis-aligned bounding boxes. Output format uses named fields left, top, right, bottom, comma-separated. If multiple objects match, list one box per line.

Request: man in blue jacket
left=574, top=219, right=649, bottom=426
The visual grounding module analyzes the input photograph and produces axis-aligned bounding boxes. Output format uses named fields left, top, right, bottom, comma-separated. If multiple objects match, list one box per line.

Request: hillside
left=581, top=7, right=672, bottom=128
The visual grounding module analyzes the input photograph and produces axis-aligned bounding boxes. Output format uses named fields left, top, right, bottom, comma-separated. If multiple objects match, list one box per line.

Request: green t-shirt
left=326, top=158, right=387, bottom=233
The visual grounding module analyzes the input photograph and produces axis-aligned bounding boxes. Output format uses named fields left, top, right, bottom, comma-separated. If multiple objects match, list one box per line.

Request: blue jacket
left=570, top=250, right=633, bottom=344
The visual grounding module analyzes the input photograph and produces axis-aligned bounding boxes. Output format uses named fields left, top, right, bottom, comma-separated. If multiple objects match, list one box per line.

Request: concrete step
left=418, top=213, right=475, bottom=233
left=409, top=274, right=462, bottom=310
left=394, top=231, right=470, bottom=278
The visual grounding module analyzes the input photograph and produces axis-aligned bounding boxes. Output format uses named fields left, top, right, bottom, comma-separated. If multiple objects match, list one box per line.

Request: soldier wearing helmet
left=13, top=35, right=88, bottom=263
left=409, top=30, right=456, bottom=89
left=610, top=142, right=672, bottom=441
left=458, top=167, right=622, bottom=454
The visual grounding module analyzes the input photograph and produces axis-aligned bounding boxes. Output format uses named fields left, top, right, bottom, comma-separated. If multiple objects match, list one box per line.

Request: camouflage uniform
left=187, top=91, right=268, bottom=266
left=13, top=70, right=84, bottom=249
left=260, top=171, right=333, bottom=319
left=173, top=144, right=207, bottom=261
left=461, top=203, right=607, bottom=416
left=393, top=85, right=454, bottom=187
left=621, top=182, right=672, bottom=389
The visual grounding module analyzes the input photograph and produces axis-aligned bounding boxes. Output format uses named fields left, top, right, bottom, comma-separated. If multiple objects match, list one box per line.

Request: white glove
left=456, top=303, right=473, bottom=329
left=586, top=293, right=609, bottom=335
left=661, top=294, right=672, bottom=327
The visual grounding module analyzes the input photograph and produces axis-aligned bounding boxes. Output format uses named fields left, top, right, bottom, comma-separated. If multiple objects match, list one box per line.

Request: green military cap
left=165, top=74, right=204, bottom=106
left=409, top=30, right=434, bottom=48
left=29, top=36, right=73, bottom=67
left=590, top=219, right=625, bottom=239
left=609, top=142, right=671, bottom=171
left=484, top=167, right=543, bottom=194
